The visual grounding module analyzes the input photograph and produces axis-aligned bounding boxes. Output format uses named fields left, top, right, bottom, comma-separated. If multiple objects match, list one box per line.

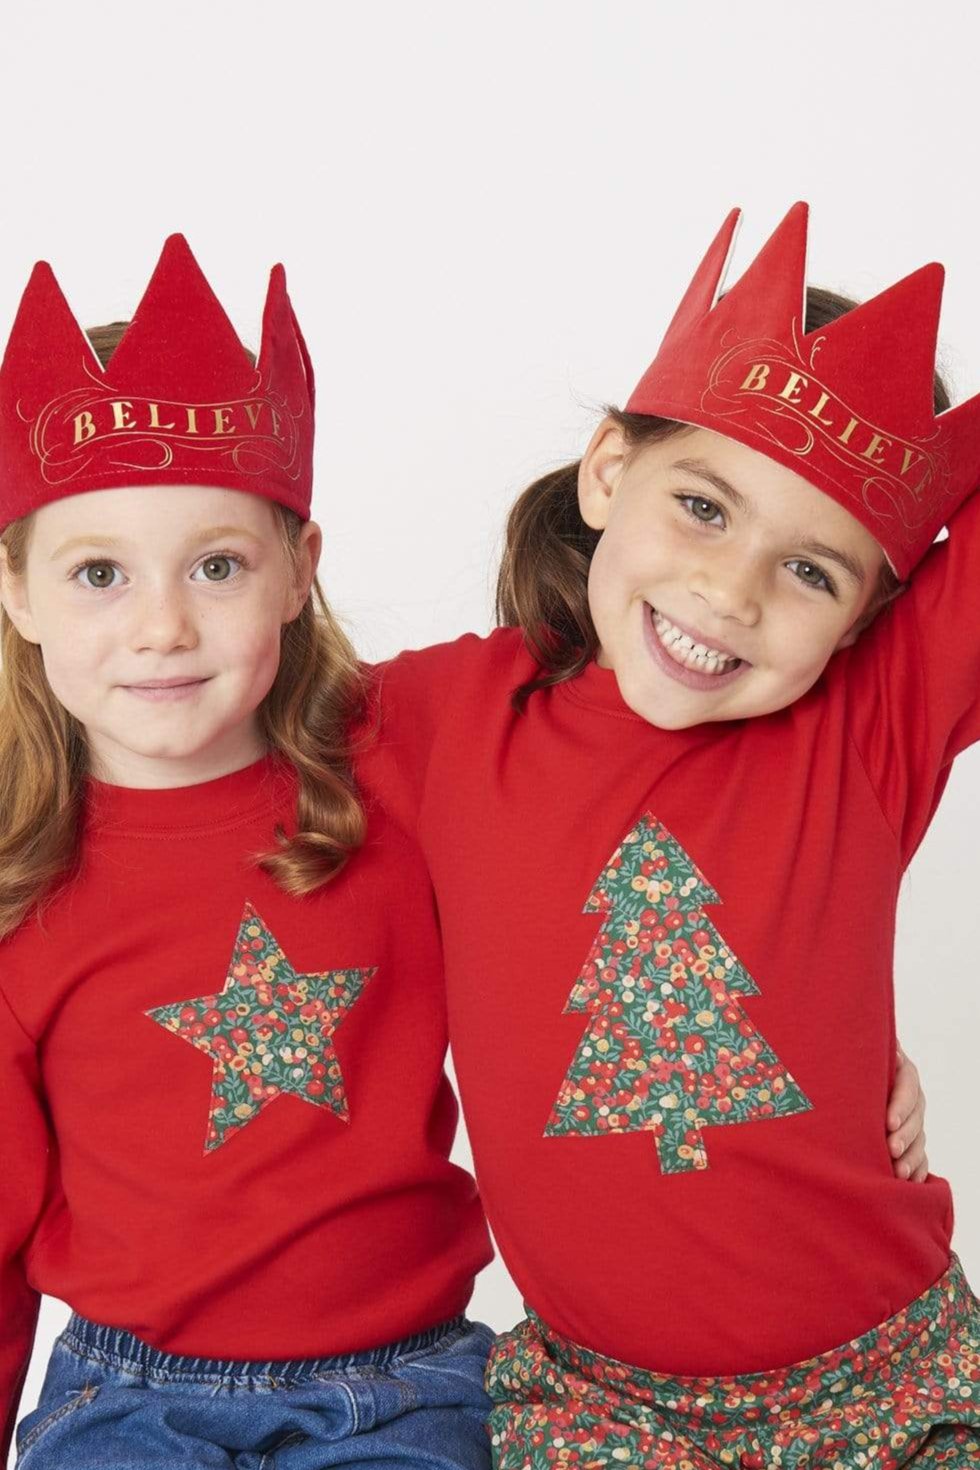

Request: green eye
left=73, top=560, right=120, bottom=590
left=192, top=550, right=249, bottom=582
left=197, top=556, right=235, bottom=582
left=788, top=559, right=835, bottom=595
left=676, top=493, right=724, bottom=526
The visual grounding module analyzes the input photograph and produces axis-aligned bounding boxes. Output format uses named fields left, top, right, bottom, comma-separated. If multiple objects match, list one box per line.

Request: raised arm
left=847, top=484, right=980, bottom=865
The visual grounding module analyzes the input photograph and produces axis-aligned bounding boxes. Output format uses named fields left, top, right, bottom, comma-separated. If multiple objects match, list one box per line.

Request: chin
left=617, top=679, right=700, bottom=732
left=122, top=740, right=198, bottom=762
left=110, top=725, right=214, bottom=759
left=645, top=705, right=714, bottom=731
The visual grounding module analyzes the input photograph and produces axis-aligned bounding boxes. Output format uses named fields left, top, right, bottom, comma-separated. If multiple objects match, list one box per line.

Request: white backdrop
left=1, top=2, right=978, bottom=1456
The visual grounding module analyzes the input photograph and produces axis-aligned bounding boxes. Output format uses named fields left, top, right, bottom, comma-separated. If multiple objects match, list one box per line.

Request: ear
left=0, top=543, right=41, bottom=644
left=578, top=417, right=629, bottom=532
left=283, top=518, right=323, bottom=622
left=835, top=578, right=907, bottom=649
left=835, top=623, right=863, bottom=650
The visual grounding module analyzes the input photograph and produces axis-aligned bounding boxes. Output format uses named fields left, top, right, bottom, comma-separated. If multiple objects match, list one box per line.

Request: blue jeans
left=14, top=1312, right=494, bottom=1469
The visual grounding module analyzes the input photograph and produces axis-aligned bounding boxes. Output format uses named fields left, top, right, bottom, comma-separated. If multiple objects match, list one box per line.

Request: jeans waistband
left=59, top=1313, right=470, bottom=1386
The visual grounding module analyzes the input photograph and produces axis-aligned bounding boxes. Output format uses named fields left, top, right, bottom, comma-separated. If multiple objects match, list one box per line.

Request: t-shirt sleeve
left=355, top=656, right=440, bottom=836
left=356, top=635, right=496, bottom=834
left=0, top=982, right=48, bottom=1463
left=846, top=484, right=980, bottom=864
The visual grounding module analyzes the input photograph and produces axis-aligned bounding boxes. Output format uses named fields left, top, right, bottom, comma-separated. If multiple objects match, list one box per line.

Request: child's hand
left=887, top=1044, right=929, bottom=1182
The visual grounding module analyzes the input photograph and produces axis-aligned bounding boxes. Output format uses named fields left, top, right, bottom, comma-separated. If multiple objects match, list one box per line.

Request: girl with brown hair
left=366, top=203, right=979, bottom=1466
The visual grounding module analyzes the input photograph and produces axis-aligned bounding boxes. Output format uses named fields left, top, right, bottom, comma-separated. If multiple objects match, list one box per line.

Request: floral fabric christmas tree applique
left=146, top=900, right=376, bottom=1151
left=546, top=814, right=811, bottom=1172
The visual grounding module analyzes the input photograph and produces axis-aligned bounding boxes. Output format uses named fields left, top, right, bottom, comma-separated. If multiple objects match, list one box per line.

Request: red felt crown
left=0, top=235, right=314, bottom=532
left=626, top=201, right=980, bottom=577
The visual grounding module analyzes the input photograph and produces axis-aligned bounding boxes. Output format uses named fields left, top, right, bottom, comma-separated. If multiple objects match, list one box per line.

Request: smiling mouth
left=649, top=606, right=744, bottom=676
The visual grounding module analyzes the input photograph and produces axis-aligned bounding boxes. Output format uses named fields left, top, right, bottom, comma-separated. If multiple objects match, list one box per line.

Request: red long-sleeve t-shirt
left=0, top=752, right=491, bottom=1460
left=363, top=485, right=980, bottom=1376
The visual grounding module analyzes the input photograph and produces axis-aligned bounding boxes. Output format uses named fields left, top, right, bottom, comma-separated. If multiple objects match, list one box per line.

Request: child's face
left=578, top=421, right=889, bottom=729
left=0, top=485, right=320, bottom=782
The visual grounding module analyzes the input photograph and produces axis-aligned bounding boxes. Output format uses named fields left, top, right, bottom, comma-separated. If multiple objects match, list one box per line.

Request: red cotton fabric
left=625, top=202, right=980, bottom=578
left=361, top=478, right=980, bottom=1380
left=0, top=234, right=315, bottom=532
left=0, top=753, right=491, bottom=1461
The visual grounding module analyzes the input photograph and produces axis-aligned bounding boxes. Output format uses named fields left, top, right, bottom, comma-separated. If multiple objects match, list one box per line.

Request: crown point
left=0, top=257, right=90, bottom=381
left=21, top=260, right=66, bottom=302
left=262, top=265, right=289, bottom=323
left=258, top=260, right=314, bottom=411
left=155, top=234, right=202, bottom=276
left=106, top=231, right=253, bottom=389
left=804, top=260, right=946, bottom=424
left=625, top=202, right=980, bottom=575
left=0, top=236, right=315, bottom=529
left=656, top=205, right=743, bottom=349
left=705, top=199, right=810, bottom=337
left=789, top=199, right=809, bottom=234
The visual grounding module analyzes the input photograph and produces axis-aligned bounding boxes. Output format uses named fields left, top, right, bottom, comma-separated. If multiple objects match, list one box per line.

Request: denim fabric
left=15, top=1312, right=494, bottom=1469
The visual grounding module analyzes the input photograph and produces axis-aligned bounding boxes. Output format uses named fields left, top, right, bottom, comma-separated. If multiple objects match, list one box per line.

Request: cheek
left=590, top=516, right=661, bottom=600
left=767, top=613, right=846, bottom=685
left=213, top=595, right=287, bottom=682
left=194, top=576, right=288, bottom=640
left=787, top=602, right=852, bottom=661
left=37, top=611, right=109, bottom=680
left=586, top=536, right=624, bottom=635
left=34, top=637, right=103, bottom=723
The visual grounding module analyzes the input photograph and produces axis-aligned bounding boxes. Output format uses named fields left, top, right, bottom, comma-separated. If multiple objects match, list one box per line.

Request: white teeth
left=651, top=608, right=740, bottom=675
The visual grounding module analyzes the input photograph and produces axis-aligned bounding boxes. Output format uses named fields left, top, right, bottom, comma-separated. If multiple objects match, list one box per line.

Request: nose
left=688, top=541, right=763, bottom=626
left=129, top=580, right=200, bottom=654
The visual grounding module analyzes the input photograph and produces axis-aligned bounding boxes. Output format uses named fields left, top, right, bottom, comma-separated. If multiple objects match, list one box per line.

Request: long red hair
left=0, top=323, right=367, bottom=940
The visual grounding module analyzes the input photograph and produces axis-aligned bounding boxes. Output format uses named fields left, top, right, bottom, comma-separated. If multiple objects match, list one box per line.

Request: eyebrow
left=671, top=456, right=867, bottom=588
left=50, top=525, right=265, bottom=561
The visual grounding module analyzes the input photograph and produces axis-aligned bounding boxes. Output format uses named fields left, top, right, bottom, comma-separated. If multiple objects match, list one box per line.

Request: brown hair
left=496, top=286, right=952, bottom=709
left=0, top=322, right=367, bottom=941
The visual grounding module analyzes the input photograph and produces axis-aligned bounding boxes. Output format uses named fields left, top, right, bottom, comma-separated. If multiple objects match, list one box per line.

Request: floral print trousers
left=486, top=1255, right=979, bottom=1468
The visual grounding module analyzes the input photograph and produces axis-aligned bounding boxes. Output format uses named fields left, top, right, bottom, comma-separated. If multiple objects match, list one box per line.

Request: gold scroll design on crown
left=20, top=364, right=305, bottom=487
left=700, top=324, right=951, bottom=535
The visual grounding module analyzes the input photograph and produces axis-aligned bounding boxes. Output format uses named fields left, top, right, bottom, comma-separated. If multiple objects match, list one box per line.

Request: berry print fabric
left=146, top=900, right=376, bottom=1150
left=486, top=1255, right=980, bottom=1468
left=546, top=815, right=811, bottom=1172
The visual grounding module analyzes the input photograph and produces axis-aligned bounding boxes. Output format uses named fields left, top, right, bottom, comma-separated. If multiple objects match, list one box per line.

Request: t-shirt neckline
left=555, top=656, right=730, bottom=745
left=83, top=751, right=291, bottom=834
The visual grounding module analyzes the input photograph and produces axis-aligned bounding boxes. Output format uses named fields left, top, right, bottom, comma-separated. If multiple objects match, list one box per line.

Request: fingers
left=887, top=1050, right=921, bottom=1133
left=891, top=1093, right=928, bottom=1180
left=890, top=1092, right=924, bottom=1156
left=894, top=1130, right=929, bottom=1181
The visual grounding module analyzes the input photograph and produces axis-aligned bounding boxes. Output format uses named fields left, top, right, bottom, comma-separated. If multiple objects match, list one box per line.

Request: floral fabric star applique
left=146, top=900, right=376, bottom=1151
